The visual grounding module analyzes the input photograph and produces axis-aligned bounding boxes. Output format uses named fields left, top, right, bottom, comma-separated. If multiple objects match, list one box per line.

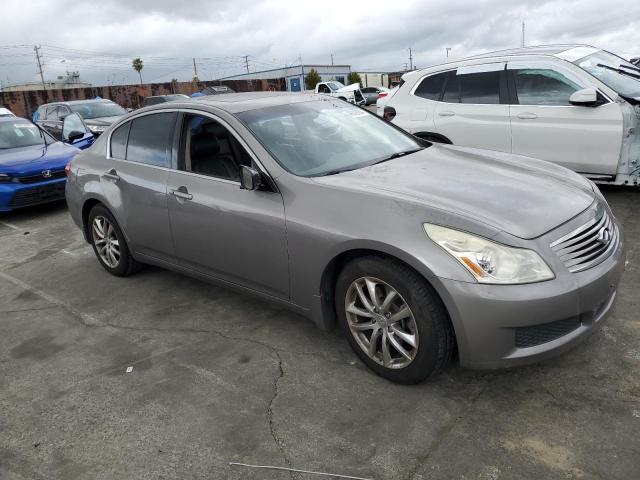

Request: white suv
left=381, top=45, right=640, bottom=186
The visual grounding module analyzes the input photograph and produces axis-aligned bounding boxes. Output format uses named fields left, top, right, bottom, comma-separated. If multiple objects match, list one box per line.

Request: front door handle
left=517, top=112, right=538, bottom=120
left=102, top=168, right=120, bottom=181
left=438, top=111, right=455, bottom=117
left=170, top=186, right=193, bottom=200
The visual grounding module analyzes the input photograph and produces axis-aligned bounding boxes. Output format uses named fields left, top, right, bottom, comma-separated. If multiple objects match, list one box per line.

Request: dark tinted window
left=460, top=72, right=500, bottom=104
left=126, top=113, right=177, bottom=167
left=143, top=97, right=166, bottom=107
left=180, top=114, right=251, bottom=181
left=442, top=72, right=459, bottom=102
left=513, top=69, right=581, bottom=106
left=441, top=71, right=501, bottom=104
left=415, top=72, right=447, bottom=100
left=110, top=122, right=130, bottom=159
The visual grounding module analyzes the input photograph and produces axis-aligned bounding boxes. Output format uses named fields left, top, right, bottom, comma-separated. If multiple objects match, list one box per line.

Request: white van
left=382, top=45, right=640, bottom=186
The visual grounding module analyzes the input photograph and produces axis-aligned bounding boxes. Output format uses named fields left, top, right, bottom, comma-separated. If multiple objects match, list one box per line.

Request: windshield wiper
left=596, top=63, right=640, bottom=80
left=369, top=147, right=424, bottom=166
left=618, top=63, right=640, bottom=74
left=321, top=147, right=424, bottom=176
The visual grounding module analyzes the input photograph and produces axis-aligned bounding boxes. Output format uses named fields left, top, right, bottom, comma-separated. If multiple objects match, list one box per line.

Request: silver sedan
left=65, top=92, right=625, bottom=383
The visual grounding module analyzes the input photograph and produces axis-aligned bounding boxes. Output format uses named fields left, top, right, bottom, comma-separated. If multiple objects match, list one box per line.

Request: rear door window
left=512, top=69, right=582, bottom=106
left=125, top=113, right=177, bottom=167
left=441, top=71, right=501, bottom=104
left=414, top=72, right=447, bottom=100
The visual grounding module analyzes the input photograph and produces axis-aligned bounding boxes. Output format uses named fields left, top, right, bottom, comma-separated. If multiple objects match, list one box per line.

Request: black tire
left=335, top=255, right=454, bottom=384
left=87, top=204, right=141, bottom=277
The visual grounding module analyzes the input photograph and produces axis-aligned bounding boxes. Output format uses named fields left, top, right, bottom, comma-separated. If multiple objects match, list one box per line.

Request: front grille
left=550, top=208, right=618, bottom=273
left=16, top=169, right=66, bottom=184
left=9, top=181, right=66, bottom=208
left=515, top=317, right=581, bottom=348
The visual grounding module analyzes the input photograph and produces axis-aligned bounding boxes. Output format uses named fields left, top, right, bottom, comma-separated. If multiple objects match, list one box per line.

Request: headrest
left=191, top=128, right=220, bottom=158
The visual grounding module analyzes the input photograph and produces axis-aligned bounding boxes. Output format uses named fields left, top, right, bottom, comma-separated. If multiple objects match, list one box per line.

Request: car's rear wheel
left=88, top=205, right=140, bottom=276
left=336, top=256, right=454, bottom=384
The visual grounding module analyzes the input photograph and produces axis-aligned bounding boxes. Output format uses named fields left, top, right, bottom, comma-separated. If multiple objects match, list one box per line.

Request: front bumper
left=437, top=224, right=625, bottom=370
left=0, top=178, right=67, bottom=212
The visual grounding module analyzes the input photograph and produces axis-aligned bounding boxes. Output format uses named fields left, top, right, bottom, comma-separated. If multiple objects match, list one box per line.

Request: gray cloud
left=1, top=0, right=639, bottom=87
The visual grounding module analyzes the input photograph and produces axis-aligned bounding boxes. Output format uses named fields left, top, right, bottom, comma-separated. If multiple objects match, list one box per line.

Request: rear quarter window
left=110, top=122, right=130, bottom=159
left=414, top=72, right=447, bottom=100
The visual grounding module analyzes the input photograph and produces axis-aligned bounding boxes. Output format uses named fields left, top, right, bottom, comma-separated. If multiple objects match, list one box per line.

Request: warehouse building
left=218, top=64, right=352, bottom=92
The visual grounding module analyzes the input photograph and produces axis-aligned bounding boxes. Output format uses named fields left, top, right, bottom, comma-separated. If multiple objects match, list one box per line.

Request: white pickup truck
left=313, top=81, right=366, bottom=105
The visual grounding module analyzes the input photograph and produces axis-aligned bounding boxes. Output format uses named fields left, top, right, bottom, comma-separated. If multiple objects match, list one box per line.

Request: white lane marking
left=0, top=270, right=102, bottom=326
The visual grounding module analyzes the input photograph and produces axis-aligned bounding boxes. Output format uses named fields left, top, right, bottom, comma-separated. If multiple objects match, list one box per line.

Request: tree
left=347, top=72, right=362, bottom=86
left=305, top=68, right=321, bottom=90
left=132, top=58, right=144, bottom=85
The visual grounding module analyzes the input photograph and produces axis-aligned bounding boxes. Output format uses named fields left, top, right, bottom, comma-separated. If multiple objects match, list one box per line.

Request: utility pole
left=521, top=21, right=525, bottom=48
left=408, top=48, right=413, bottom=71
left=192, top=58, right=199, bottom=81
left=34, top=45, right=46, bottom=90
left=330, top=53, right=334, bottom=66
left=402, top=63, right=409, bottom=71
left=243, top=55, right=250, bottom=73
left=446, top=47, right=451, bottom=58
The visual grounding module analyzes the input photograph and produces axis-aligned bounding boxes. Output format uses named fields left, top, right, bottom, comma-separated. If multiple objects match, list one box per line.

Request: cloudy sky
left=1, top=0, right=639, bottom=87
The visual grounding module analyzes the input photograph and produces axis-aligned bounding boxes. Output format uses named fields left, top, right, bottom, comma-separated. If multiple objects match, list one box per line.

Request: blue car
left=0, top=114, right=94, bottom=212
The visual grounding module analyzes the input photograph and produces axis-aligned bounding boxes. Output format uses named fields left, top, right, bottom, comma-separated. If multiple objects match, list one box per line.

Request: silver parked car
left=65, top=92, right=625, bottom=383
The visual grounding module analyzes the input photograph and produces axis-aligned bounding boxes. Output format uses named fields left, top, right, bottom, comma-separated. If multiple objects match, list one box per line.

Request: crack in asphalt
left=0, top=270, right=322, bottom=477
left=402, top=378, right=492, bottom=480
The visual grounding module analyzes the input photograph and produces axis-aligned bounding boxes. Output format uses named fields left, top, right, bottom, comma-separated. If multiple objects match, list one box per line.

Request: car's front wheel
left=335, top=256, right=454, bottom=384
left=88, top=205, right=140, bottom=276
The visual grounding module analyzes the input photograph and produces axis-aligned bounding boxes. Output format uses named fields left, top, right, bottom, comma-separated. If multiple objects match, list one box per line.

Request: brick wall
left=0, top=78, right=287, bottom=119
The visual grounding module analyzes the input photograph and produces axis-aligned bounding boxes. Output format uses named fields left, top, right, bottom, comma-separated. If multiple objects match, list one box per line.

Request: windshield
left=70, top=102, right=126, bottom=119
left=327, top=81, right=345, bottom=91
left=237, top=99, right=422, bottom=177
left=574, top=50, right=640, bottom=99
left=0, top=121, right=46, bottom=149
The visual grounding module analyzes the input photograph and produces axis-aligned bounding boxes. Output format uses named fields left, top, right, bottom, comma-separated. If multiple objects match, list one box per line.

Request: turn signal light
left=65, top=161, right=71, bottom=177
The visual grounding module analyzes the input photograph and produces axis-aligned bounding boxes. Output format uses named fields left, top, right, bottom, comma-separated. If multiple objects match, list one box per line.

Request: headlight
left=424, top=224, right=554, bottom=284
left=88, top=125, right=107, bottom=133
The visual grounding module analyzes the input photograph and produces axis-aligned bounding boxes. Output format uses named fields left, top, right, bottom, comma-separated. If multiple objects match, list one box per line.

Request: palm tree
left=132, top=58, right=144, bottom=85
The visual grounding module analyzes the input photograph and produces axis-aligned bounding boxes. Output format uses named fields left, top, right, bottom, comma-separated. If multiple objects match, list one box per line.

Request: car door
left=40, top=106, right=63, bottom=140
left=167, top=112, right=289, bottom=300
left=102, top=112, right=177, bottom=261
left=507, top=61, right=623, bottom=175
left=432, top=64, right=511, bottom=152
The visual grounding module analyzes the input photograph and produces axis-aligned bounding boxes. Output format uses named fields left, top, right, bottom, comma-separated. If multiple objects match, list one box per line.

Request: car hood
left=84, top=115, right=123, bottom=126
left=0, top=141, right=79, bottom=174
left=313, top=144, right=596, bottom=239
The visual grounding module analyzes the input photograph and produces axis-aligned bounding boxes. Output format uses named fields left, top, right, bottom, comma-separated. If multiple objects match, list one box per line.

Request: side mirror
left=67, top=130, right=86, bottom=143
left=569, top=88, right=599, bottom=106
left=239, top=165, right=263, bottom=191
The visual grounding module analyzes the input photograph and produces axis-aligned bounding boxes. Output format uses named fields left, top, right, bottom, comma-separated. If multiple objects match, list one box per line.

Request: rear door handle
left=438, top=111, right=455, bottom=117
left=517, top=112, right=538, bottom=120
left=170, top=186, right=193, bottom=200
left=102, top=168, right=120, bottom=181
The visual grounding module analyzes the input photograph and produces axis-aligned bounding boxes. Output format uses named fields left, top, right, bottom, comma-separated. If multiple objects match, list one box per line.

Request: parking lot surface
left=0, top=186, right=638, bottom=480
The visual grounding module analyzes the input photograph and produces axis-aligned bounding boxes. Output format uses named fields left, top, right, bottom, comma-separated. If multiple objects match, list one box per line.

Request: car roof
left=40, top=99, right=116, bottom=107
left=0, top=116, right=30, bottom=124
left=403, top=44, right=598, bottom=80
left=145, top=91, right=330, bottom=114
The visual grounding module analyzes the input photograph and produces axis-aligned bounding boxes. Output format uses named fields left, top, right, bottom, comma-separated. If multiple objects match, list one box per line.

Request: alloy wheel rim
left=345, top=276, right=419, bottom=369
left=92, top=216, right=120, bottom=268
